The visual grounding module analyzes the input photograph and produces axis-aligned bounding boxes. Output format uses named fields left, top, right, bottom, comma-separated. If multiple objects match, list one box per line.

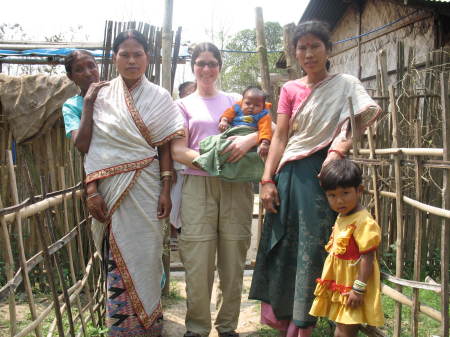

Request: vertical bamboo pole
left=161, top=0, right=173, bottom=93
left=367, top=126, right=380, bottom=225
left=283, top=23, right=301, bottom=81
left=7, top=150, right=42, bottom=337
left=377, top=49, right=390, bottom=253
left=45, top=132, right=62, bottom=236
left=255, top=7, right=271, bottom=102
left=161, top=0, right=173, bottom=297
left=0, top=195, right=17, bottom=336
left=439, top=71, right=450, bottom=337
left=411, top=121, right=423, bottom=337
left=255, top=6, right=272, bottom=250
left=68, top=155, right=98, bottom=326
left=60, top=167, right=87, bottom=336
left=154, top=30, right=162, bottom=85
left=356, top=1, right=362, bottom=79
left=348, top=96, right=359, bottom=158
left=170, top=26, right=182, bottom=94
left=390, top=85, right=404, bottom=337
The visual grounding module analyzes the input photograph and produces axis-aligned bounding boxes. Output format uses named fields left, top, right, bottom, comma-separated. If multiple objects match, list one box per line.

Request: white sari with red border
left=84, top=75, right=184, bottom=329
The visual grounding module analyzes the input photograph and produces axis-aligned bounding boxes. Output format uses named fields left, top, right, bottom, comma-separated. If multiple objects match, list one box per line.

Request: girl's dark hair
left=190, top=42, right=222, bottom=72
left=292, top=20, right=332, bottom=70
left=319, top=158, right=362, bottom=191
left=112, top=29, right=149, bottom=54
left=242, top=85, right=267, bottom=103
left=64, top=50, right=95, bottom=75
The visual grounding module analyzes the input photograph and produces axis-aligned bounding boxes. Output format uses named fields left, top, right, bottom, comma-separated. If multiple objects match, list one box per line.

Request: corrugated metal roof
left=299, top=0, right=350, bottom=28
left=299, top=0, right=450, bottom=29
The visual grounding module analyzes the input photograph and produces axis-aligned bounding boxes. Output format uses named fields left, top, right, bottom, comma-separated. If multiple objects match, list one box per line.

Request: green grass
left=381, top=283, right=447, bottom=337
left=162, top=279, right=185, bottom=307
left=248, top=325, right=280, bottom=337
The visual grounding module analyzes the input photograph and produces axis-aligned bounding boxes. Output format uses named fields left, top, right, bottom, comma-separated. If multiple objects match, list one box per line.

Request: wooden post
left=356, top=1, right=362, bottom=79
left=7, top=150, right=43, bottom=337
left=411, top=121, right=423, bottom=337
left=0, top=195, right=17, bottom=336
left=283, top=23, right=301, bottom=81
left=161, top=0, right=173, bottom=297
left=161, top=0, right=173, bottom=93
left=255, top=7, right=271, bottom=102
left=255, top=7, right=271, bottom=252
left=439, top=71, right=450, bottom=337
left=390, top=85, right=404, bottom=337
left=170, top=26, right=182, bottom=93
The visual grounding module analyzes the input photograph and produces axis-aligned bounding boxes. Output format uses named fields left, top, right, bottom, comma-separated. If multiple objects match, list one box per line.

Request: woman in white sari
left=85, top=30, right=184, bottom=337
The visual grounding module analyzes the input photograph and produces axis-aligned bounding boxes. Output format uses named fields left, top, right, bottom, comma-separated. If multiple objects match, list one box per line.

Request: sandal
left=183, top=331, right=202, bottom=337
left=218, top=332, right=239, bottom=337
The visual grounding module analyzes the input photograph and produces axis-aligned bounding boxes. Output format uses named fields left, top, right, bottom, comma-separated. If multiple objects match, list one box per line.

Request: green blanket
left=192, top=126, right=264, bottom=182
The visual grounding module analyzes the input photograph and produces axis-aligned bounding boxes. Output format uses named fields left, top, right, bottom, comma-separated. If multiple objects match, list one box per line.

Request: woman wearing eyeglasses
left=171, top=42, right=257, bottom=337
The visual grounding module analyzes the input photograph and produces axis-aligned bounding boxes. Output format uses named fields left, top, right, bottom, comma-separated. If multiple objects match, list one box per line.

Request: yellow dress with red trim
left=309, top=209, right=384, bottom=326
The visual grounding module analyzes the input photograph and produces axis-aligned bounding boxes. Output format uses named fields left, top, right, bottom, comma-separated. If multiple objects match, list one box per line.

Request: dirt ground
left=0, top=216, right=267, bottom=337
left=163, top=272, right=265, bottom=337
left=163, top=215, right=266, bottom=336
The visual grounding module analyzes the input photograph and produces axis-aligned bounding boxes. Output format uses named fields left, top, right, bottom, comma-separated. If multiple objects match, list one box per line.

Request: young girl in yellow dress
left=310, top=159, right=384, bottom=337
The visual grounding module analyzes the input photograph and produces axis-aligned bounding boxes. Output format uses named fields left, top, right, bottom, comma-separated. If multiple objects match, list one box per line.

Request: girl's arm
left=72, top=82, right=109, bottom=153
left=260, top=114, right=290, bottom=213
left=157, top=142, right=172, bottom=219
left=346, top=251, right=375, bottom=308
left=171, top=128, right=200, bottom=169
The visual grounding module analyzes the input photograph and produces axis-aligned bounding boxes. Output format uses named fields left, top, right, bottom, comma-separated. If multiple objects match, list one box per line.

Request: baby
left=219, top=86, right=272, bottom=159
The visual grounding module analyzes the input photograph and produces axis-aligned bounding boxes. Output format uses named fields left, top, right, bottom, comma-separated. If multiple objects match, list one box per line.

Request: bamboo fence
left=0, top=19, right=183, bottom=337
left=347, top=45, right=450, bottom=337
left=100, top=20, right=182, bottom=93
left=0, top=117, right=103, bottom=337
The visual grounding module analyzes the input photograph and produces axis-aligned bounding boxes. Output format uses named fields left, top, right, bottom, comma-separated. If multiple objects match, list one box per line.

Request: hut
left=299, top=0, right=450, bottom=85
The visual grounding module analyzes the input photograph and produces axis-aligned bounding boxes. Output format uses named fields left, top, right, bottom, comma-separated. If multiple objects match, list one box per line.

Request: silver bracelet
left=87, top=192, right=100, bottom=200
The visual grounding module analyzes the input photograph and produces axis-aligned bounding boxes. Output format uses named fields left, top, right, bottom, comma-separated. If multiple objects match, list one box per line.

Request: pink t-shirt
left=277, top=80, right=312, bottom=117
left=176, top=91, right=240, bottom=176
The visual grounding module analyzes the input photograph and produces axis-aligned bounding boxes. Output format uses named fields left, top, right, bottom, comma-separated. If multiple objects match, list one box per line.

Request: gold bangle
left=160, top=170, right=173, bottom=180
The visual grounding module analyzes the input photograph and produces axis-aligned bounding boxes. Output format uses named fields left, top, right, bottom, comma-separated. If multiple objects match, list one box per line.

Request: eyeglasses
left=194, top=61, right=219, bottom=68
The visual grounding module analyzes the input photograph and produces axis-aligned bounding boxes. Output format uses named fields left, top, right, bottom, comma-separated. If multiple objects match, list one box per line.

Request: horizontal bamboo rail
left=0, top=220, right=87, bottom=302
left=0, top=182, right=82, bottom=216
left=381, top=284, right=441, bottom=322
left=3, top=189, right=83, bottom=223
left=353, top=147, right=443, bottom=156
left=381, top=272, right=443, bottom=293
left=12, top=257, right=94, bottom=337
left=366, top=189, right=450, bottom=219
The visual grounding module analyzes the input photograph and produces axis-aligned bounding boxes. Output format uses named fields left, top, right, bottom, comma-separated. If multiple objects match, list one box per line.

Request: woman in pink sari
left=249, top=21, right=380, bottom=337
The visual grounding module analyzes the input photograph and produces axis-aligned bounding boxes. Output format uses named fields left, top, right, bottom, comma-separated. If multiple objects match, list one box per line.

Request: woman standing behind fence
left=63, top=50, right=108, bottom=153
left=249, top=21, right=380, bottom=337
left=171, top=42, right=257, bottom=337
left=82, top=30, right=184, bottom=336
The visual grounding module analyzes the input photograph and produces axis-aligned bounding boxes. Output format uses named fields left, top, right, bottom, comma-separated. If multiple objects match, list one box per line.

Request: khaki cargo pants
left=179, top=175, right=253, bottom=336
